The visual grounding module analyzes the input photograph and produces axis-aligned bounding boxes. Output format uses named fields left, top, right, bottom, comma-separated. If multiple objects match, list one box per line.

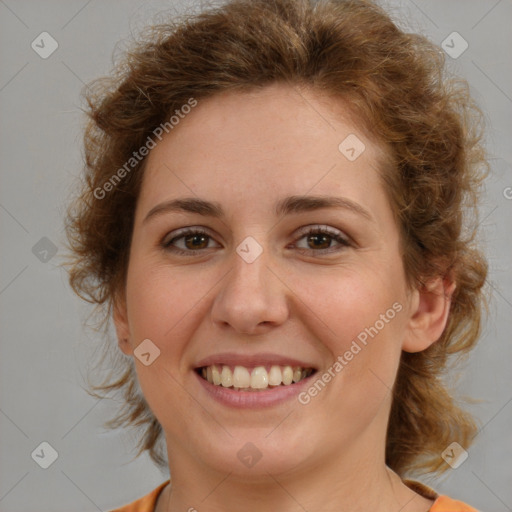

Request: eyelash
left=161, top=225, right=351, bottom=256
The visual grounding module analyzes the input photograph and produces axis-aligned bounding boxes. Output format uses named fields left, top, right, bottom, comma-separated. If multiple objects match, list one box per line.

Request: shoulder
left=404, top=479, right=478, bottom=512
left=430, top=495, right=480, bottom=512
left=108, top=480, right=170, bottom=512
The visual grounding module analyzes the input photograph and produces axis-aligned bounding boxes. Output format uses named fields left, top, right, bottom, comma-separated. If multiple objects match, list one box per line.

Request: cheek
left=293, top=263, right=408, bottom=399
left=124, top=263, right=205, bottom=419
left=125, top=261, right=199, bottom=343
left=301, top=265, right=405, bottom=344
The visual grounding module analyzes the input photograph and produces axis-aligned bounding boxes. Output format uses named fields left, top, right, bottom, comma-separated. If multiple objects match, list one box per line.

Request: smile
left=197, top=364, right=315, bottom=391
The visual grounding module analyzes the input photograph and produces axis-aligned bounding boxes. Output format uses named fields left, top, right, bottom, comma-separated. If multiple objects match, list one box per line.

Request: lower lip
left=194, top=370, right=316, bottom=409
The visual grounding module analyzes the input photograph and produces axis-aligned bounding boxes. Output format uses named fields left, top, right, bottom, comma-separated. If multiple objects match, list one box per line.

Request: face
left=114, top=83, right=448, bottom=481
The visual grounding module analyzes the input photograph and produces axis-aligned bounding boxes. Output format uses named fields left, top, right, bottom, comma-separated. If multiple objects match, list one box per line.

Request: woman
left=65, top=0, right=488, bottom=510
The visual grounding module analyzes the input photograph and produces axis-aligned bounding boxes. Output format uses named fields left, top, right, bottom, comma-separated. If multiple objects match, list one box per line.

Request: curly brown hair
left=65, top=0, right=488, bottom=476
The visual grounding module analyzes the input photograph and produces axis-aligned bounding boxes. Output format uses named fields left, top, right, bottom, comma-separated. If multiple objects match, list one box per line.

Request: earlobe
left=113, top=295, right=133, bottom=356
left=402, top=276, right=456, bottom=353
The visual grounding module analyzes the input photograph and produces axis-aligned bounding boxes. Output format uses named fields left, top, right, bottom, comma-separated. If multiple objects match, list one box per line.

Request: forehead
left=138, top=84, right=389, bottom=214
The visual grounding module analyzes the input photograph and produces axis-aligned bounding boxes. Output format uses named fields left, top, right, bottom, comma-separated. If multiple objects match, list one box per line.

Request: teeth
left=232, top=366, right=251, bottom=388
left=268, top=365, right=282, bottom=386
left=250, top=366, right=268, bottom=389
left=221, top=366, right=233, bottom=387
left=200, top=364, right=313, bottom=390
left=211, top=365, right=221, bottom=385
left=282, top=366, right=293, bottom=385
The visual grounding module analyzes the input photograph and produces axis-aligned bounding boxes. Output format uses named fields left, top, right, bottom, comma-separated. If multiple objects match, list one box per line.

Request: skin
left=114, top=83, right=454, bottom=512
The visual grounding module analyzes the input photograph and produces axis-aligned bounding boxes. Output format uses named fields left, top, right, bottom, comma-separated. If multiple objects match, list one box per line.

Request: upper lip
left=194, top=352, right=318, bottom=370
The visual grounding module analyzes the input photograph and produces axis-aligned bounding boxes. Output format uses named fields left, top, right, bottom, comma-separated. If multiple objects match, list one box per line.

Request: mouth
left=195, top=364, right=317, bottom=391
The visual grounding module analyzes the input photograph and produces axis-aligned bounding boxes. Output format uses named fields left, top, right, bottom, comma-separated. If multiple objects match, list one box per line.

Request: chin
left=195, top=431, right=318, bottom=480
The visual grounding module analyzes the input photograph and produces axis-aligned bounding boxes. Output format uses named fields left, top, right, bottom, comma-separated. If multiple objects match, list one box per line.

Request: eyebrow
left=143, top=195, right=373, bottom=224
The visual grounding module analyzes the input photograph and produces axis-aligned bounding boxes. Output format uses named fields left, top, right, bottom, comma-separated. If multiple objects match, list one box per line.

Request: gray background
left=0, top=0, right=511, bottom=511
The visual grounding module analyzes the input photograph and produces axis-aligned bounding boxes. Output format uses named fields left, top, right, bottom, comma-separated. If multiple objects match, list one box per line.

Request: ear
left=113, top=292, right=133, bottom=356
left=402, top=276, right=456, bottom=353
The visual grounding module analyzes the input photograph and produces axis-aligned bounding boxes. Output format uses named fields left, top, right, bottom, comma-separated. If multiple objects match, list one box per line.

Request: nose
left=210, top=245, right=289, bottom=335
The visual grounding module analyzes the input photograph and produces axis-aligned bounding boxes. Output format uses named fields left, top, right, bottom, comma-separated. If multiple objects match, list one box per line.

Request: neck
left=155, top=437, right=433, bottom=512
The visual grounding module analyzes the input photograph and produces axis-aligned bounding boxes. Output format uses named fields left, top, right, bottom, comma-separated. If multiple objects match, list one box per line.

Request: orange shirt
left=108, top=479, right=479, bottom=512
left=108, top=480, right=168, bottom=512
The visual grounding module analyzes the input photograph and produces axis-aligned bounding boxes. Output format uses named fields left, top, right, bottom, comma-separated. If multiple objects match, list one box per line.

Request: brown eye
left=162, top=227, right=220, bottom=255
left=306, top=233, right=332, bottom=250
left=293, top=226, right=351, bottom=254
left=182, top=233, right=209, bottom=250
